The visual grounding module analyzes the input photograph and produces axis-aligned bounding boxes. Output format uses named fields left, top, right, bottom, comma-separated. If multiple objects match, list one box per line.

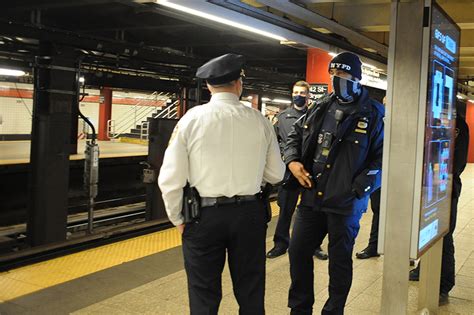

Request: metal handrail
left=109, top=92, right=171, bottom=138
left=112, top=92, right=161, bottom=127
left=155, top=100, right=179, bottom=119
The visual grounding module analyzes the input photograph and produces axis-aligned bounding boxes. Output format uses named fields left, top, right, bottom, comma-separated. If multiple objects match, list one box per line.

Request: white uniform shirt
left=158, top=92, right=285, bottom=226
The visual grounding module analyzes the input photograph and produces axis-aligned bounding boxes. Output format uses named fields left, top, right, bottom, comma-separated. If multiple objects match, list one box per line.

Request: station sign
left=309, top=83, right=328, bottom=103
left=361, top=66, right=388, bottom=90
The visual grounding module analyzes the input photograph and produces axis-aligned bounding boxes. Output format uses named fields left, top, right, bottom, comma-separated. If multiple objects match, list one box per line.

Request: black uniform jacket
left=452, top=116, right=470, bottom=198
left=284, top=89, right=385, bottom=215
left=274, top=106, right=306, bottom=155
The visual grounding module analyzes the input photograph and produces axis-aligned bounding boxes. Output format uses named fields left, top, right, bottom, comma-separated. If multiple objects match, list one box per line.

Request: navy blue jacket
left=284, top=89, right=384, bottom=215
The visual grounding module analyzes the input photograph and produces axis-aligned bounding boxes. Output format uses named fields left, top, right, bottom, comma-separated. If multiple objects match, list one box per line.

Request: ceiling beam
left=256, top=0, right=388, bottom=56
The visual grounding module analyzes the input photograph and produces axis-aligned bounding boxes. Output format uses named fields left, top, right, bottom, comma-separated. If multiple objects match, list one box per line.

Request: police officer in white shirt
left=158, top=53, right=285, bottom=315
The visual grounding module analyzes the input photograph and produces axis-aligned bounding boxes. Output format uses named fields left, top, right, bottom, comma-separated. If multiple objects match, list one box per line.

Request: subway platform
left=0, top=166, right=473, bottom=315
left=0, top=140, right=148, bottom=165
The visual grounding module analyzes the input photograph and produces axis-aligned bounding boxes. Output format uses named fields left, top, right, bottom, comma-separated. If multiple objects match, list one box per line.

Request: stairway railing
left=108, top=91, right=171, bottom=139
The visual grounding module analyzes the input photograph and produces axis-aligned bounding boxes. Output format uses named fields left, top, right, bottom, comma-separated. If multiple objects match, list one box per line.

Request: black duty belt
left=200, top=195, right=258, bottom=208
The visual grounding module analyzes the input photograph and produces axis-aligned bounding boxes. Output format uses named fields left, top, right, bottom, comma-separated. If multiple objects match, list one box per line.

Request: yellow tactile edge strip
left=0, top=201, right=280, bottom=302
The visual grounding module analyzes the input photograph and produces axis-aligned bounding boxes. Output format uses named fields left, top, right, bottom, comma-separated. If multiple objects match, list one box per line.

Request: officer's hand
left=177, top=224, right=185, bottom=234
left=288, top=161, right=313, bottom=188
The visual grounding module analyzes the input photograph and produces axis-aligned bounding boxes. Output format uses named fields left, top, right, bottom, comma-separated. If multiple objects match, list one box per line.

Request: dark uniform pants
left=416, top=196, right=458, bottom=294
left=441, top=196, right=458, bottom=294
left=182, top=200, right=267, bottom=315
left=367, top=188, right=381, bottom=250
left=288, top=206, right=362, bottom=315
left=273, top=186, right=301, bottom=249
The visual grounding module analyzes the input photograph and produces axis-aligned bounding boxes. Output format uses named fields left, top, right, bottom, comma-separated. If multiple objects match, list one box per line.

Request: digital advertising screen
left=418, top=3, right=460, bottom=255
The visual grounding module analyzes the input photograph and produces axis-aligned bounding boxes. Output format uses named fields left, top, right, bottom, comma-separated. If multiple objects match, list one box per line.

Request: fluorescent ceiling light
left=272, top=99, right=292, bottom=104
left=456, top=94, right=464, bottom=99
left=0, top=68, right=26, bottom=76
left=262, top=97, right=271, bottom=101
left=328, top=52, right=338, bottom=57
left=156, top=0, right=287, bottom=41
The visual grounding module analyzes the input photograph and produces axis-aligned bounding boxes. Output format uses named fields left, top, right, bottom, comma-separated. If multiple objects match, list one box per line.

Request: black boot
left=356, top=246, right=380, bottom=259
left=314, top=246, right=328, bottom=260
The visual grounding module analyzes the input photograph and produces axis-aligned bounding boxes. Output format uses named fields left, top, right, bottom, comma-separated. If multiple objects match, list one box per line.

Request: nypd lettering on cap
left=330, top=62, right=352, bottom=71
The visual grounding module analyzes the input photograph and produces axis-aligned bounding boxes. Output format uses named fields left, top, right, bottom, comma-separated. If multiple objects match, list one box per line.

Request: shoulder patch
left=168, top=125, right=179, bottom=146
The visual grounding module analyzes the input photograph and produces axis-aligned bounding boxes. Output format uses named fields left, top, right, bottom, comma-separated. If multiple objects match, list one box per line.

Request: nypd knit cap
left=328, top=52, right=362, bottom=80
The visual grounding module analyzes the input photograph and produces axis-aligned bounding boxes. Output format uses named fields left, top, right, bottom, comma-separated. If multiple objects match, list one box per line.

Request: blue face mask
left=292, top=95, right=307, bottom=108
left=332, top=75, right=361, bottom=103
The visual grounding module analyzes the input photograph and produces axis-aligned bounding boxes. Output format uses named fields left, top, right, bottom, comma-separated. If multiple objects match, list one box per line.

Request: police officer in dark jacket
left=356, top=95, right=386, bottom=260
left=409, top=109, right=470, bottom=305
left=284, top=52, right=384, bottom=315
left=267, top=80, right=328, bottom=260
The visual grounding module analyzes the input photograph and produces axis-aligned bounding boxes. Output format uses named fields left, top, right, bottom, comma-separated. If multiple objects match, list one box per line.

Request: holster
left=259, top=183, right=273, bottom=223
left=182, top=183, right=201, bottom=223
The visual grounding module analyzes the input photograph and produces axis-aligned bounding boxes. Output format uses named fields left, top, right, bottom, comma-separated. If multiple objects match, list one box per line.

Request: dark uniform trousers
left=440, top=195, right=458, bottom=294
left=273, top=185, right=301, bottom=249
left=182, top=200, right=267, bottom=315
left=415, top=195, right=459, bottom=294
left=288, top=206, right=362, bottom=315
left=367, top=188, right=381, bottom=250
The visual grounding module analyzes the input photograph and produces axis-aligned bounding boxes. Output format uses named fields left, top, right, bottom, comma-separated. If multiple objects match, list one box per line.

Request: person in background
left=266, top=80, right=328, bottom=261
left=158, top=53, right=285, bottom=314
left=356, top=95, right=386, bottom=259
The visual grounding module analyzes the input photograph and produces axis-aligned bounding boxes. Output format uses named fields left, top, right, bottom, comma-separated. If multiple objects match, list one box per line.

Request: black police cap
left=196, top=53, right=245, bottom=85
left=328, top=52, right=362, bottom=80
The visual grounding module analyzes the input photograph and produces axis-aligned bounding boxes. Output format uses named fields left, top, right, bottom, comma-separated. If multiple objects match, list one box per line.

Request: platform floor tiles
left=0, top=140, right=147, bottom=165
left=0, top=165, right=473, bottom=314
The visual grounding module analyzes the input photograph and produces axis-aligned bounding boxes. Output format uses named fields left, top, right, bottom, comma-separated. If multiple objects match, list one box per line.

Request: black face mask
left=292, top=95, right=307, bottom=108
left=332, top=76, right=362, bottom=103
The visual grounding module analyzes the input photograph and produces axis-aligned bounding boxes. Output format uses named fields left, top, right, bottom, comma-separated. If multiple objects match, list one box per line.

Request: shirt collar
left=210, top=92, right=240, bottom=103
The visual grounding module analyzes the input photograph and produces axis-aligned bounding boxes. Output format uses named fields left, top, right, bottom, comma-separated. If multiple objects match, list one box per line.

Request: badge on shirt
left=317, top=133, right=323, bottom=144
left=357, top=121, right=368, bottom=129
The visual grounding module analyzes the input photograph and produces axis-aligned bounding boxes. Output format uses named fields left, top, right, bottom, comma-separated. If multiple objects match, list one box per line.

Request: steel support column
left=145, top=118, right=177, bottom=221
left=98, top=87, right=112, bottom=141
left=27, top=42, right=78, bottom=246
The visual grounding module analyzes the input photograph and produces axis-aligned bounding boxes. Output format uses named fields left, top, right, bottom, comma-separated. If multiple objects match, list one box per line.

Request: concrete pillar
left=250, top=94, right=262, bottom=111
left=98, top=87, right=112, bottom=141
left=306, top=48, right=332, bottom=92
left=380, top=1, right=426, bottom=314
left=466, top=101, right=474, bottom=162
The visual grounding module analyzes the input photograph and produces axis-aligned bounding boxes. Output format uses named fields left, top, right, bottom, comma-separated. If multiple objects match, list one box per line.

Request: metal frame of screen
left=410, top=0, right=460, bottom=258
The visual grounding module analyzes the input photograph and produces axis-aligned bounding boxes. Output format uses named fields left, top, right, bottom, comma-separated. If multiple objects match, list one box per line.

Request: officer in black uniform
left=284, top=52, right=384, bottom=315
left=409, top=107, right=470, bottom=306
left=356, top=96, right=386, bottom=260
left=267, top=80, right=328, bottom=260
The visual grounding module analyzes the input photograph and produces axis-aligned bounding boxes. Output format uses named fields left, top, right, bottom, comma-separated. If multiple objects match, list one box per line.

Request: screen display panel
left=418, top=3, right=460, bottom=255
